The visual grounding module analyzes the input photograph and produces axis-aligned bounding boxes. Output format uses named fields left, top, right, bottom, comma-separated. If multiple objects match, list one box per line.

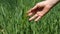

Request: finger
left=28, top=13, right=33, bottom=16
left=29, top=14, right=38, bottom=21
left=35, top=16, right=41, bottom=21
left=27, top=5, right=38, bottom=16
left=28, top=5, right=38, bottom=16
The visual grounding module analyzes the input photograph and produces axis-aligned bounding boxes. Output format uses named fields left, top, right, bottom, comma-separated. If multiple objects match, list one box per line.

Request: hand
left=27, top=0, right=59, bottom=21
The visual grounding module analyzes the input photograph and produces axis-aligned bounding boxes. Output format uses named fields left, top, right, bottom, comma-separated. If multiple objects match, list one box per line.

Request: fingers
left=35, top=5, right=51, bottom=21
left=28, top=5, right=38, bottom=16
left=27, top=2, right=45, bottom=16
left=35, top=16, right=41, bottom=21
left=28, top=13, right=33, bottom=16
left=28, top=2, right=51, bottom=21
left=34, top=5, right=51, bottom=21
left=29, top=14, right=38, bottom=21
left=29, top=13, right=42, bottom=21
left=28, top=5, right=51, bottom=21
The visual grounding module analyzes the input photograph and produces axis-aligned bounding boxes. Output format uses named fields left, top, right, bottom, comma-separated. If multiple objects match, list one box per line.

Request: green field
left=0, top=0, right=60, bottom=34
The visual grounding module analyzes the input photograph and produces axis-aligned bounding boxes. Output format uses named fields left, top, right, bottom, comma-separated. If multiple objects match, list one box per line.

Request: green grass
left=0, top=0, right=60, bottom=34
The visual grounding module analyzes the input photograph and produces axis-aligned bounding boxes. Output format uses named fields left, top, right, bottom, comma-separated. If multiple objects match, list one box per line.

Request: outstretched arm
left=28, top=0, right=59, bottom=21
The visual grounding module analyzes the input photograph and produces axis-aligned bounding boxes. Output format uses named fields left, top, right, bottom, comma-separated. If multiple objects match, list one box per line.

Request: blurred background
left=0, top=0, right=60, bottom=34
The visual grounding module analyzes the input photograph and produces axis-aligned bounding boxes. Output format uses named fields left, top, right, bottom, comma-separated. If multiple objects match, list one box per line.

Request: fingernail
left=35, top=20, right=37, bottom=22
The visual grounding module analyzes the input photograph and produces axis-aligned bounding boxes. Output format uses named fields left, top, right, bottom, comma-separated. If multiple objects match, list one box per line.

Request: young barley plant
left=0, top=0, right=60, bottom=34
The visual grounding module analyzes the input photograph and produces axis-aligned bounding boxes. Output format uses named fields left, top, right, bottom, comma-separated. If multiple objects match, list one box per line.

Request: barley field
left=0, top=0, right=60, bottom=34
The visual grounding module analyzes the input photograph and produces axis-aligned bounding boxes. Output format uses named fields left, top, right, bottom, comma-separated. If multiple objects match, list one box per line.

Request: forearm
left=45, top=0, right=59, bottom=6
left=45, top=0, right=59, bottom=2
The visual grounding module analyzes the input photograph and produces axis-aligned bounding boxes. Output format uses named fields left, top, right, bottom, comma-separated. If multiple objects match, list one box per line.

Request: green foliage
left=0, top=0, right=60, bottom=34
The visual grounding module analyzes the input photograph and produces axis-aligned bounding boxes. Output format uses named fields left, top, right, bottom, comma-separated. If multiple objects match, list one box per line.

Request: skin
left=27, top=0, right=59, bottom=21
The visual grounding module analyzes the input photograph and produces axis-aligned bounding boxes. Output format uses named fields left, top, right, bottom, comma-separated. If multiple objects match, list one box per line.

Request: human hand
left=27, top=0, right=59, bottom=21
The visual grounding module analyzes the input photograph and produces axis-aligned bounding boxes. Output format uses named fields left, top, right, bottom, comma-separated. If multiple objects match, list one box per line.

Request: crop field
left=0, top=0, right=60, bottom=34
